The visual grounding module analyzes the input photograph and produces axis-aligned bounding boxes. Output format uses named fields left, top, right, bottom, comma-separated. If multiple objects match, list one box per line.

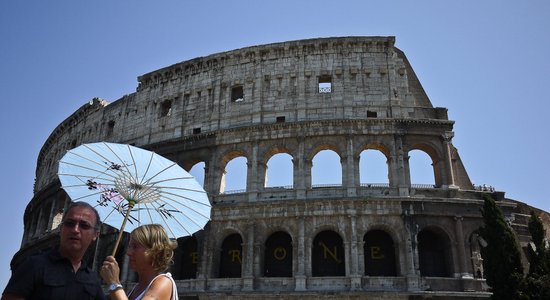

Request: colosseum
left=12, top=36, right=550, bottom=299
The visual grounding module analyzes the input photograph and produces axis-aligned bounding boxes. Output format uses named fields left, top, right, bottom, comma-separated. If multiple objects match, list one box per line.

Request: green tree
left=527, top=211, right=549, bottom=276
left=478, top=194, right=525, bottom=300
left=521, top=211, right=550, bottom=300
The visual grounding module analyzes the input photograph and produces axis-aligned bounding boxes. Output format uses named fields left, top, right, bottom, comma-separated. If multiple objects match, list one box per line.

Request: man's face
left=59, top=206, right=99, bottom=259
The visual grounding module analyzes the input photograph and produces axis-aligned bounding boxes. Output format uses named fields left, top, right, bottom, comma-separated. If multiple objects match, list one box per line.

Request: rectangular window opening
left=231, top=86, right=244, bottom=102
left=318, top=75, right=332, bottom=94
left=367, top=110, right=377, bottom=118
left=106, top=121, right=115, bottom=136
left=160, top=100, right=172, bottom=117
left=193, top=128, right=201, bottom=134
left=276, top=116, right=285, bottom=123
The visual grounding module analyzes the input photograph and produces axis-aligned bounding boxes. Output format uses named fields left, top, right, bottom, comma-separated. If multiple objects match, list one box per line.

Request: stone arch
left=189, top=161, right=206, bottom=187
left=310, top=223, right=345, bottom=239
left=173, top=235, right=199, bottom=279
left=309, top=144, right=343, bottom=186
left=307, top=142, right=344, bottom=162
left=357, top=142, right=392, bottom=159
left=417, top=226, right=453, bottom=277
left=50, top=193, right=67, bottom=231
left=219, top=232, right=243, bottom=278
left=312, top=230, right=345, bottom=277
left=263, top=231, right=293, bottom=277
left=362, top=222, right=404, bottom=274
left=363, top=229, right=398, bottom=276
left=263, top=146, right=294, bottom=188
left=160, top=99, right=172, bottom=117
left=256, top=222, right=296, bottom=275
left=219, top=150, right=248, bottom=194
left=408, top=142, right=443, bottom=187
left=262, top=144, right=295, bottom=162
left=180, top=156, right=206, bottom=172
left=359, top=145, right=391, bottom=185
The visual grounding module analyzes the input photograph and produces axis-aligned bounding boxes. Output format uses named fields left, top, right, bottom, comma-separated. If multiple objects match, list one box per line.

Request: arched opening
left=418, top=229, right=452, bottom=277
left=219, top=233, right=243, bottom=278
left=364, top=230, right=397, bottom=276
left=220, top=156, right=247, bottom=194
left=160, top=99, right=172, bottom=117
left=265, top=153, right=293, bottom=188
left=311, top=150, right=342, bottom=187
left=189, top=162, right=205, bottom=187
left=359, top=149, right=389, bottom=185
left=173, top=236, right=198, bottom=279
left=263, top=231, right=293, bottom=277
left=51, top=208, right=64, bottom=230
left=312, top=230, right=345, bottom=276
left=409, top=150, right=435, bottom=186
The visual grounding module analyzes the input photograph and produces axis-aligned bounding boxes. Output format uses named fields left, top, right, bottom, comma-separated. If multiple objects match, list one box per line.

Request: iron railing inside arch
left=221, top=183, right=440, bottom=194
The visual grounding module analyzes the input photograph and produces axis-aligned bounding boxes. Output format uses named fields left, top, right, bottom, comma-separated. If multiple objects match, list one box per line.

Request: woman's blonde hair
left=130, top=224, right=178, bottom=272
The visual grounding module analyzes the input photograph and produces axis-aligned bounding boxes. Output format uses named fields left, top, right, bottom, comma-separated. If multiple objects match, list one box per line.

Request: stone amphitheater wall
left=35, top=36, right=447, bottom=193
left=21, top=36, right=550, bottom=299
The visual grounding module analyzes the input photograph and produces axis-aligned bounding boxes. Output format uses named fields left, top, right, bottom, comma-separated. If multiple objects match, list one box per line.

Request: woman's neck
left=138, top=269, right=160, bottom=287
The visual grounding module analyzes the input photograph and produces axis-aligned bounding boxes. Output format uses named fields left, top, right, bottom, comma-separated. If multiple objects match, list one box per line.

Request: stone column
left=34, top=205, right=45, bottom=238
left=295, top=217, right=306, bottom=291
left=344, top=135, right=357, bottom=197
left=46, top=198, right=56, bottom=231
left=294, top=139, right=306, bottom=199
left=253, top=241, right=262, bottom=278
left=304, top=158, right=312, bottom=189
left=207, top=155, right=223, bottom=195
left=202, top=160, right=212, bottom=195
left=349, top=215, right=362, bottom=290
left=242, top=222, right=255, bottom=291
left=403, top=212, right=421, bottom=291
left=454, top=216, right=471, bottom=278
left=247, top=143, right=259, bottom=201
left=257, top=161, right=267, bottom=190
left=393, top=134, right=409, bottom=196
left=443, top=132, right=458, bottom=188
left=203, top=227, right=217, bottom=279
left=195, top=233, right=209, bottom=291
left=344, top=240, right=351, bottom=275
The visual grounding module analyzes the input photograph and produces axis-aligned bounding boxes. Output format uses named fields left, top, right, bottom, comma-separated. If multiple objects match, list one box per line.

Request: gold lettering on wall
left=370, top=246, right=385, bottom=259
left=190, top=252, right=198, bottom=264
left=229, top=249, right=242, bottom=263
left=319, top=242, right=342, bottom=263
left=273, top=247, right=287, bottom=260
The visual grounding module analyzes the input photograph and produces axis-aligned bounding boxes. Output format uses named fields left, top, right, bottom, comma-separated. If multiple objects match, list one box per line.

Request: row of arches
left=171, top=228, right=453, bottom=279
left=188, top=149, right=436, bottom=193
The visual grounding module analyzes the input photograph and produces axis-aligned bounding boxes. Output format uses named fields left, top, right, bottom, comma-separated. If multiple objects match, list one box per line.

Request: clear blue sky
left=1, top=0, right=549, bottom=289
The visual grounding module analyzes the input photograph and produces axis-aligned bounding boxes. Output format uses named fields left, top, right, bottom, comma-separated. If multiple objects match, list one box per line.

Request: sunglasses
left=62, top=220, right=97, bottom=231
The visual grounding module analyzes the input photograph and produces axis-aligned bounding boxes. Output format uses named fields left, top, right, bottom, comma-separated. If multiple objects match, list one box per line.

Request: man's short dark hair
left=63, top=201, right=101, bottom=231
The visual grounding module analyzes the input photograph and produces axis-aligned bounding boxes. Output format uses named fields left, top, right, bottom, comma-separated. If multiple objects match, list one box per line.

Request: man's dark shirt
left=3, top=248, right=106, bottom=300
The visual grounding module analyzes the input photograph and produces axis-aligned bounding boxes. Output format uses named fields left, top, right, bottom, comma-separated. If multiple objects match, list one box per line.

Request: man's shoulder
left=28, top=249, right=58, bottom=263
left=15, top=249, right=63, bottom=273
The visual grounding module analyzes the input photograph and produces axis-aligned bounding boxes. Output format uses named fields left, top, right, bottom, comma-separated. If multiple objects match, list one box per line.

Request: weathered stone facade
left=14, top=36, right=550, bottom=299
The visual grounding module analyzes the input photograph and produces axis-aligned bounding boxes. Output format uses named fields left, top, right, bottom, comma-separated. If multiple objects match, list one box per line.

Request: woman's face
left=126, top=238, right=150, bottom=272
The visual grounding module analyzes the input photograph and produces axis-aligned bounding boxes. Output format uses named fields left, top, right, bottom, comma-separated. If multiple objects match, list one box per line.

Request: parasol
left=58, top=142, right=211, bottom=255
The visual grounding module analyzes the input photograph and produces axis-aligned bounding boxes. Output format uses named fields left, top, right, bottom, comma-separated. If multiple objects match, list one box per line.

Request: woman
left=100, top=224, right=178, bottom=300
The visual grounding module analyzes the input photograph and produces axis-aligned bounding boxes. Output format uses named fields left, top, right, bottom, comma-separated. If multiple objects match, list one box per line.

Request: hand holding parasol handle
left=111, top=200, right=135, bottom=256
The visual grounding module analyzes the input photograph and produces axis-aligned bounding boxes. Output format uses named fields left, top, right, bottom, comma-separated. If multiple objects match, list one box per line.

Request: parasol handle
left=111, top=201, right=135, bottom=256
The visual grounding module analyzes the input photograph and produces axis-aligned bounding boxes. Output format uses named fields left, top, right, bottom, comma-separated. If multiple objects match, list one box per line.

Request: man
left=2, top=201, right=106, bottom=300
